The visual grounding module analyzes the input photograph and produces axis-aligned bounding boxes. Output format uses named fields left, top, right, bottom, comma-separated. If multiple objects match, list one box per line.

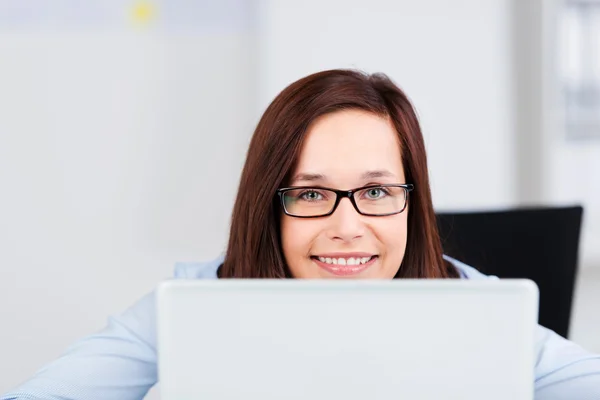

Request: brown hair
left=219, top=69, right=458, bottom=279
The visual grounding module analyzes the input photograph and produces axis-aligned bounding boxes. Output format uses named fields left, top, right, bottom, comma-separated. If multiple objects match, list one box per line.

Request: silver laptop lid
left=157, top=279, right=538, bottom=400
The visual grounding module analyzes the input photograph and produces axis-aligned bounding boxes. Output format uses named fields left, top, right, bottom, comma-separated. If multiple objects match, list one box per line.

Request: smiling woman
left=220, top=70, right=458, bottom=279
left=3, top=69, right=600, bottom=400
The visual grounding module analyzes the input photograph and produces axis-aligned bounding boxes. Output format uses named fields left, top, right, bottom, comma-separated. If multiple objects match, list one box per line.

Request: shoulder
left=443, top=255, right=498, bottom=280
left=98, top=254, right=224, bottom=349
left=172, top=253, right=224, bottom=279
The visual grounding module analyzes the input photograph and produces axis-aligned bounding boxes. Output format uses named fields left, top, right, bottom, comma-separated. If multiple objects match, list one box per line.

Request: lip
left=311, top=255, right=378, bottom=276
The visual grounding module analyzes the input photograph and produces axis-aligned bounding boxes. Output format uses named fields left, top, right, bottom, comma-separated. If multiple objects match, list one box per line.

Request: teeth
left=316, top=256, right=374, bottom=266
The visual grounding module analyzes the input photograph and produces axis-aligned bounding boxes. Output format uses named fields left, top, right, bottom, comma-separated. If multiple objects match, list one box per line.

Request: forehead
left=293, top=110, right=405, bottom=185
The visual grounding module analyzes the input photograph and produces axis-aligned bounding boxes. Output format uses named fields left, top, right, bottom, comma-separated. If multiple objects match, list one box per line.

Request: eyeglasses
left=276, top=184, right=414, bottom=218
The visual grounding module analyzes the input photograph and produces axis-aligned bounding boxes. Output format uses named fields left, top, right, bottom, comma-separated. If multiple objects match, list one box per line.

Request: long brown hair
left=219, top=69, right=458, bottom=279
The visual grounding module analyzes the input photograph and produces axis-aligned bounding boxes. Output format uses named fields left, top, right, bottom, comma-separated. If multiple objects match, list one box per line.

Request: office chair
left=436, top=206, right=583, bottom=338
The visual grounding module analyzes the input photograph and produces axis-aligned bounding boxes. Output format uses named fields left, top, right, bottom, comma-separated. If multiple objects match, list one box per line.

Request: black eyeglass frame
left=276, top=183, right=415, bottom=218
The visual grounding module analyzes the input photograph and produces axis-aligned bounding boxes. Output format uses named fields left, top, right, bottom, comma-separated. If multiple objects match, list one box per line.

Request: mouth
left=310, top=254, right=379, bottom=276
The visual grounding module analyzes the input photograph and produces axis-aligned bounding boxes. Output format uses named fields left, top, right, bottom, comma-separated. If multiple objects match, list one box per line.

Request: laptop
left=157, top=279, right=538, bottom=400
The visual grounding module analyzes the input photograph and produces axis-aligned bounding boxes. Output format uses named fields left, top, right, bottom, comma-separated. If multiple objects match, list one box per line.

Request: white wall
left=541, top=0, right=600, bottom=269
left=0, top=27, right=256, bottom=396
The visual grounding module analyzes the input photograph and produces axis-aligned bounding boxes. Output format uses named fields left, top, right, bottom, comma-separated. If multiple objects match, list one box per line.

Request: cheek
left=368, top=215, right=408, bottom=278
left=281, top=217, right=319, bottom=263
left=375, top=214, right=408, bottom=256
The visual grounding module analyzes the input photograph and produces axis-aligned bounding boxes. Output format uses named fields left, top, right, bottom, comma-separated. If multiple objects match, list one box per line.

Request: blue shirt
left=3, top=255, right=600, bottom=400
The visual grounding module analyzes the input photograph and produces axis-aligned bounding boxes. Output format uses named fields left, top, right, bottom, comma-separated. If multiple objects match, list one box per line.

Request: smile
left=314, top=256, right=375, bottom=265
left=310, top=254, right=378, bottom=276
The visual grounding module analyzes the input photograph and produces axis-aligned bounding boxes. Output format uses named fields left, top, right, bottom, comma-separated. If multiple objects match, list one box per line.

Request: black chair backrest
left=436, top=206, right=583, bottom=338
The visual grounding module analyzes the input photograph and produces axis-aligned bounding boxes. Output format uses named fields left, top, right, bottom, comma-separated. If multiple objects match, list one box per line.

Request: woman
left=3, top=70, right=599, bottom=399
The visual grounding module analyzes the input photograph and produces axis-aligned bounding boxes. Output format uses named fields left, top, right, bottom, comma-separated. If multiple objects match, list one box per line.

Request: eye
left=299, top=190, right=325, bottom=201
left=363, top=187, right=389, bottom=200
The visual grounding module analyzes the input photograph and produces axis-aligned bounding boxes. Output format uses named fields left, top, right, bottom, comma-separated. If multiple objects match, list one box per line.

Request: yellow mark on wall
left=130, top=1, right=157, bottom=25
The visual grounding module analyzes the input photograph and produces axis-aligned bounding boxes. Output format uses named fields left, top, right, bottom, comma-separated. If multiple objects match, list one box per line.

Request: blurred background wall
left=0, top=0, right=599, bottom=397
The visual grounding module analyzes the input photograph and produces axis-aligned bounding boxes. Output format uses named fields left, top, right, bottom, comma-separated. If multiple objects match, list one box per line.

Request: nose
left=326, top=197, right=365, bottom=242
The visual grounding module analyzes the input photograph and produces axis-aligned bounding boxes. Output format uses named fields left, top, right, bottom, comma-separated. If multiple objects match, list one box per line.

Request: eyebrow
left=292, top=173, right=327, bottom=183
left=360, top=170, right=396, bottom=179
left=292, top=170, right=397, bottom=183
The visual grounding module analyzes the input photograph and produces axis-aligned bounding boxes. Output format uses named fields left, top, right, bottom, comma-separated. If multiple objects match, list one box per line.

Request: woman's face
left=281, top=109, right=409, bottom=279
